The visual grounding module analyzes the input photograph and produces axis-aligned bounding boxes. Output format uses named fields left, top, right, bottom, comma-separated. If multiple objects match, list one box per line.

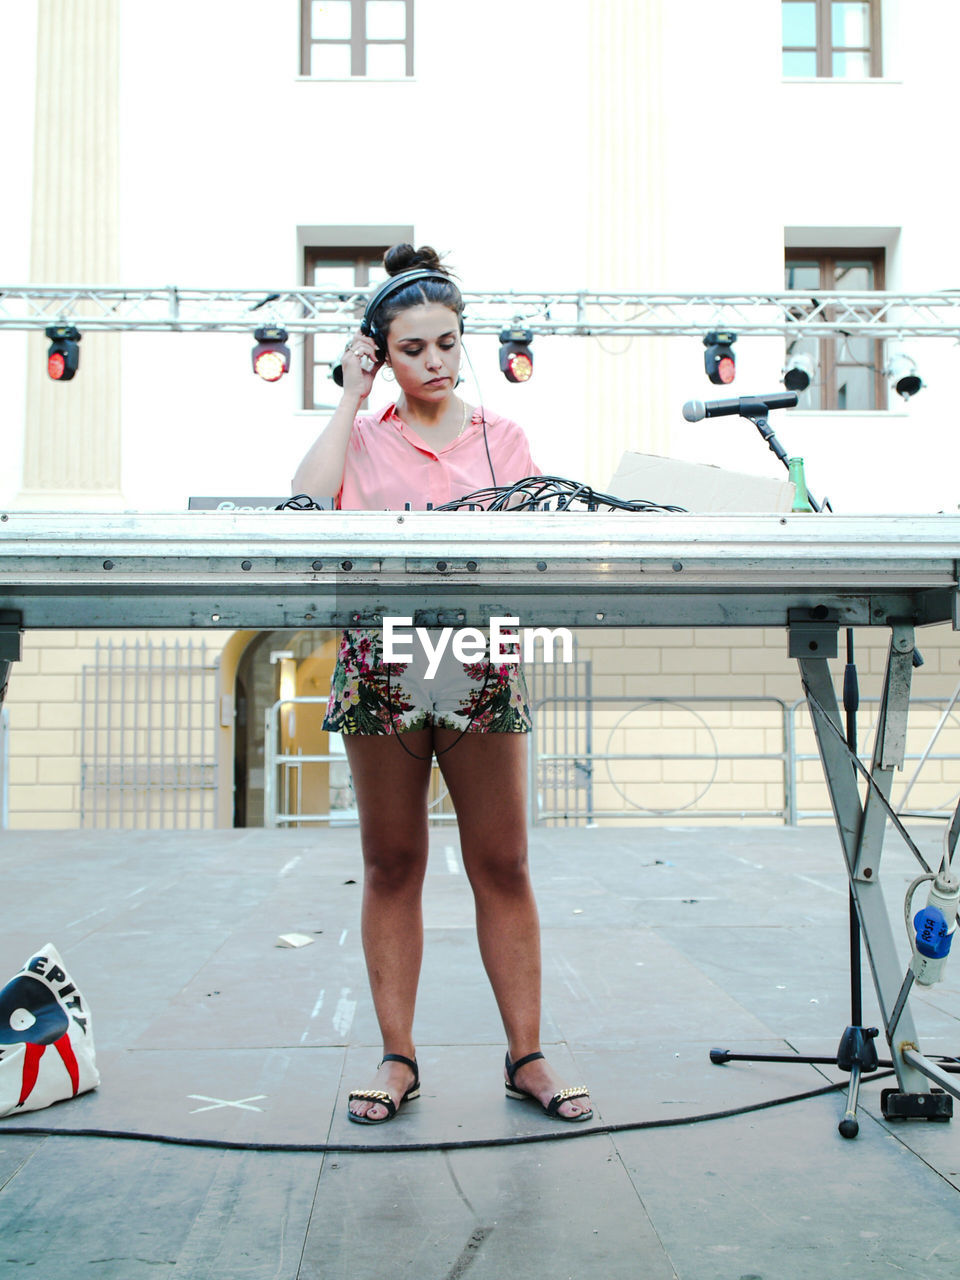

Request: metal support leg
left=0, top=622, right=23, bottom=708
left=837, top=1025, right=879, bottom=1139
left=0, top=624, right=22, bottom=830
left=799, top=626, right=935, bottom=1102
left=853, top=625, right=915, bottom=883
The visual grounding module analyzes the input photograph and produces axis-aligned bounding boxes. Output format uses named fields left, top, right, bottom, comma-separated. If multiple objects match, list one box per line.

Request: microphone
left=682, top=392, right=798, bottom=422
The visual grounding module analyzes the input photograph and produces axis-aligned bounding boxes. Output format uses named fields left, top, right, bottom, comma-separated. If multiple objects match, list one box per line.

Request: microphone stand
left=749, top=411, right=824, bottom=511
left=709, top=409, right=885, bottom=1139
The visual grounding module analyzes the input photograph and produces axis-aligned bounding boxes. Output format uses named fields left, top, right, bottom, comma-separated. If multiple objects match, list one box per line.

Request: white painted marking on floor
left=795, top=874, right=845, bottom=896
left=125, top=885, right=147, bottom=899
left=188, top=1094, right=267, bottom=1113
left=339, top=929, right=348, bottom=946
left=333, top=987, right=356, bottom=1037
left=279, top=856, right=301, bottom=877
left=554, top=954, right=591, bottom=1004
left=444, top=844, right=460, bottom=875
left=66, top=906, right=107, bottom=928
left=300, top=990, right=326, bottom=1043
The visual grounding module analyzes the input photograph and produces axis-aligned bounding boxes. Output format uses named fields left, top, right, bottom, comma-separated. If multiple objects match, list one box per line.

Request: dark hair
left=372, top=243, right=464, bottom=336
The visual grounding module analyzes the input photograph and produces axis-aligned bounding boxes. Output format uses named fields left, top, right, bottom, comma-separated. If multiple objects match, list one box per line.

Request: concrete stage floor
left=0, top=823, right=958, bottom=1279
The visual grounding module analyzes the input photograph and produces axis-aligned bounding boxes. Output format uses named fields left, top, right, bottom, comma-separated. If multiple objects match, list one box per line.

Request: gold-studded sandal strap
left=545, top=1087, right=590, bottom=1116
left=347, top=1089, right=397, bottom=1116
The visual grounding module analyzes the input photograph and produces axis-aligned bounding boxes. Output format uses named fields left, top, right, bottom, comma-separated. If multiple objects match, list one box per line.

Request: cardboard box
left=607, top=452, right=794, bottom=513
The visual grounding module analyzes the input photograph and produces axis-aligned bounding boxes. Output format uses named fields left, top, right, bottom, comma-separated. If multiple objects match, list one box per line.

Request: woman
left=293, top=244, right=592, bottom=1125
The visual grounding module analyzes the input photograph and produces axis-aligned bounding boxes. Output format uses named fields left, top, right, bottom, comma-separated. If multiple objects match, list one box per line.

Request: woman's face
left=384, top=303, right=461, bottom=402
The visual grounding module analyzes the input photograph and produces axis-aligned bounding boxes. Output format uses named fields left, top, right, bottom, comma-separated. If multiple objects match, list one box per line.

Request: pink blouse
left=336, top=402, right=540, bottom=511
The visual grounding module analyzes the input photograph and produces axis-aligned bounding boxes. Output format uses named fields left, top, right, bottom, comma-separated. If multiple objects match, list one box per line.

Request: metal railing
left=789, top=694, right=960, bottom=824
left=263, top=695, right=456, bottom=828
left=264, top=696, right=345, bottom=827
left=263, top=691, right=960, bottom=829
left=80, top=637, right=219, bottom=829
left=5, top=285, right=960, bottom=338
left=532, top=694, right=793, bottom=824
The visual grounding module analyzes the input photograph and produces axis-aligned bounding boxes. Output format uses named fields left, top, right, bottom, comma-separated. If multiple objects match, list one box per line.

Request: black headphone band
left=331, top=268, right=462, bottom=386
left=361, top=269, right=463, bottom=346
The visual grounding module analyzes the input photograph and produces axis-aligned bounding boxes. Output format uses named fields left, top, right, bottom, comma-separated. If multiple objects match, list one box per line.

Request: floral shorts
left=323, top=628, right=533, bottom=735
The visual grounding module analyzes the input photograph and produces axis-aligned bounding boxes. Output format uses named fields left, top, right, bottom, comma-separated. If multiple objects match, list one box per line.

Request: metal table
left=2, top=509, right=959, bottom=1117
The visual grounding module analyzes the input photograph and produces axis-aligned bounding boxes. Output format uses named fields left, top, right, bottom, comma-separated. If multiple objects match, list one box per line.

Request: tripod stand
left=708, top=408, right=930, bottom=1139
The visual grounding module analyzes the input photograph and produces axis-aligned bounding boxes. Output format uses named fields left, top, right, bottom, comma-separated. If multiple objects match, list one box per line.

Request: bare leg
left=344, top=730, right=433, bottom=1119
left=436, top=730, right=591, bottom=1119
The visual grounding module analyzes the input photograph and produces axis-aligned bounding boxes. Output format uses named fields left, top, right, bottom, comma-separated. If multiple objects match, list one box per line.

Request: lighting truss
left=3, top=285, right=960, bottom=338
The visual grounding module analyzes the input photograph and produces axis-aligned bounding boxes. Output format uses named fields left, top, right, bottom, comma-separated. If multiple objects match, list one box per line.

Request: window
left=781, top=1, right=881, bottom=77
left=302, top=244, right=392, bottom=410
left=300, top=0, right=414, bottom=78
left=784, top=248, right=886, bottom=411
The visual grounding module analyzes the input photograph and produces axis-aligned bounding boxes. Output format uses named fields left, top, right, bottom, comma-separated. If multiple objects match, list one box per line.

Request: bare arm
left=291, top=329, right=382, bottom=497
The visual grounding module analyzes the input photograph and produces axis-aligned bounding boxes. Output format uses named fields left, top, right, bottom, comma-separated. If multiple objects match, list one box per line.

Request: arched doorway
left=220, top=629, right=478, bottom=829
left=231, top=629, right=339, bottom=827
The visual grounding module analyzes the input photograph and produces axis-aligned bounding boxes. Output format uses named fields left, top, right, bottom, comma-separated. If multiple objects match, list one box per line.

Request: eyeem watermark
left=383, top=616, right=574, bottom=680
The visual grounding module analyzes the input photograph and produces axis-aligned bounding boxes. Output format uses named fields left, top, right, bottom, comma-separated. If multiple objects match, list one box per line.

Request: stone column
left=20, top=0, right=122, bottom=505
left=585, top=0, right=670, bottom=485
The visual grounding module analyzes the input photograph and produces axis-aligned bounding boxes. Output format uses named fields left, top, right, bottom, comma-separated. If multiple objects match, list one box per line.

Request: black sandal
left=347, top=1053, right=420, bottom=1125
left=504, top=1050, right=593, bottom=1122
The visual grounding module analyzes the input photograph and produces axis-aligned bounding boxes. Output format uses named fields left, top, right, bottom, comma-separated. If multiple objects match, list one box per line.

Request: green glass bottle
left=788, top=457, right=813, bottom=512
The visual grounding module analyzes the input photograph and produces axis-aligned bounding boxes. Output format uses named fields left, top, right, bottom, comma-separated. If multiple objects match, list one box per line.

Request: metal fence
left=531, top=693, right=793, bottom=824
left=80, top=637, right=220, bottom=828
left=263, top=694, right=460, bottom=827
left=263, top=688, right=960, bottom=829
left=263, top=657, right=593, bottom=829
left=533, top=691, right=960, bottom=826
left=74, top=635, right=960, bottom=831
left=526, top=659, right=594, bottom=824
left=789, top=694, right=960, bottom=825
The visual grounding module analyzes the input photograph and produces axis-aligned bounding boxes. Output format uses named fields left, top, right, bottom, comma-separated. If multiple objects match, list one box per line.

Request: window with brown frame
left=784, top=249, right=887, bottom=411
left=302, top=245, right=392, bottom=410
left=300, top=0, right=414, bottom=78
left=781, top=0, right=881, bottom=77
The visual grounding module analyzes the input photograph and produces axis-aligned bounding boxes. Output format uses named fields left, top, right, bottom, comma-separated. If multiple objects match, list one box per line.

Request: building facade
left=3, top=0, right=959, bottom=828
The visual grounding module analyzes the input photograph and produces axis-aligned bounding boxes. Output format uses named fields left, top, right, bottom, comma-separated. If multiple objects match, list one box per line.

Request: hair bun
left=384, top=242, right=447, bottom=277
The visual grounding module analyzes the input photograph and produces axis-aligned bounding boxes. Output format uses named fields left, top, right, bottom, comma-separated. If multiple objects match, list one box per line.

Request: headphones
left=332, top=268, right=463, bottom=385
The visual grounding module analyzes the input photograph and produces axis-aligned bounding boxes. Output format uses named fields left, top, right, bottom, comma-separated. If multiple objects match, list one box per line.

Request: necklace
left=398, top=399, right=471, bottom=441
left=457, top=399, right=471, bottom=438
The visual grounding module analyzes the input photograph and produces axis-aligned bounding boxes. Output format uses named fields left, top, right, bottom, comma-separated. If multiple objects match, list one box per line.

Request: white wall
left=2, top=0, right=959, bottom=514
left=0, top=1, right=38, bottom=501
left=652, top=0, right=960, bottom=513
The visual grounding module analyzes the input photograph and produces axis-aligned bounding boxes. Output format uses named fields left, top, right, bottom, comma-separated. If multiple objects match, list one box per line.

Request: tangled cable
left=276, top=493, right=329, bottom=510
left=435, top=476, right=685, bottom=512
left=277, top=479, right=684, bottom=513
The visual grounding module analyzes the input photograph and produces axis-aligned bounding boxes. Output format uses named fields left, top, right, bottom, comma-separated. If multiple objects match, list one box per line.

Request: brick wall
left=5, top=623, right=960, bottom=829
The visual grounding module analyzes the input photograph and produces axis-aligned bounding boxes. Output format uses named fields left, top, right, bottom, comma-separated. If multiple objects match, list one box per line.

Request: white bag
left=0, top=943, right=99, bottom=1117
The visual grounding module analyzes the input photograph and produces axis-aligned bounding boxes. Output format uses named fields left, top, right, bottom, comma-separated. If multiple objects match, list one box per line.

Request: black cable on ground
left=0, top=1071, right=897, bottom=1155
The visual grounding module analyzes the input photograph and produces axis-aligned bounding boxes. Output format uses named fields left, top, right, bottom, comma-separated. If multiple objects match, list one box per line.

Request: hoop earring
left=382, top=365, right=396, bottom=383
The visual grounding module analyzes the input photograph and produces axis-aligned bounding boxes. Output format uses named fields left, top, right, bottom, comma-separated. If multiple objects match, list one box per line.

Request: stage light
left=499, top=322, right=534, bottom=383
left=45, top=325, right=81, bottom=381
left=252, top=326, right=290, bottom=382
left=703, top=330, right=736, bottom=385
left=782, top=351, right=813, bottom=393
left=887, top=351, right=923, bottom=401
